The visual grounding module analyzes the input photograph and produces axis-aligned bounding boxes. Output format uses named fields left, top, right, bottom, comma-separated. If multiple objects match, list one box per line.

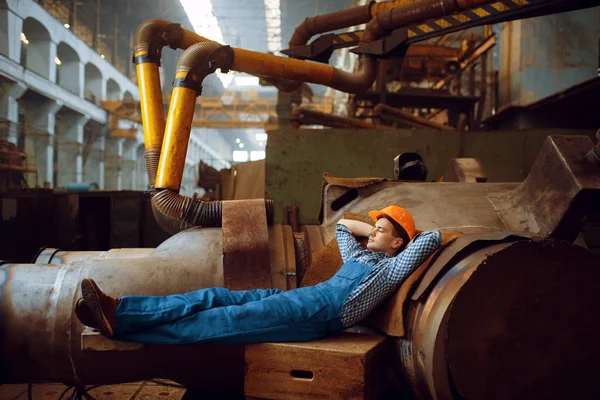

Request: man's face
left=367, top=218, right=403, bottom=255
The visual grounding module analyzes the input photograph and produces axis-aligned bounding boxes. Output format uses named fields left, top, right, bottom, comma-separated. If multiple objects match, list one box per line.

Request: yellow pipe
left=231, top=48, right=334, bottom=85
left=136, top=55, right=165, bottom=154
left=155, top=83, right=197, bottom=191
left=181, top=30, right=214, bottom=49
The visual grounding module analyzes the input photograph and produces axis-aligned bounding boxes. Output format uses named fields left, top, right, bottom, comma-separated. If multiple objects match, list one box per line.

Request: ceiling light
left=64, top=23, right=71, bottom=29
left=239, top=143, right=244, bottom=149
left=100, top=54, right=105, bottom=59
left=179, top=0, right=233, bottom=87
left=20, top=33, right=29, bottom=45
left=235, top=138, right=241, bottom=143
left=255, top=133, right=268, bottom=141
left=54, top=56, right=62, bottom=65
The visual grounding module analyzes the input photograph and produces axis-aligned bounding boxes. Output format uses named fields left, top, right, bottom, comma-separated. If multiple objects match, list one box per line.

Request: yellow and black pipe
left=133, top=19, right=213, bottom=188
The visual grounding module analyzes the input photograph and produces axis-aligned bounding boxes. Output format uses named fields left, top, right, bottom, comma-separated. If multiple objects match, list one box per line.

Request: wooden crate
left=245, top=333, right=389, bottom=400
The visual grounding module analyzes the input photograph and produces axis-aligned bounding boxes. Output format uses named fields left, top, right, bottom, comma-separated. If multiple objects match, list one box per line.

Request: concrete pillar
left=55, top=111, right=88, bottom=187
left=22, top=98, right=62, bottom=188
left=121, top=138, right=137, bottom=190
left=0, top=81, right=27, bottom=144
left=83, top=131, right=105, bottom=189
left=77, top=61, right=85, bottom=97
left=104, top=136, right=123, bottom=190
left=48, top=41, right=57, bottom=84
left=135, top=143, right=148, bottom=190
left=2, top=7, right=23, bottom=62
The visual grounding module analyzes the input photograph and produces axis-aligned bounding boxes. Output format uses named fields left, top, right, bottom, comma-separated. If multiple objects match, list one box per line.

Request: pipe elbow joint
left=330, top=56, right=378, bottom=94
left=151, top=189, right=223, bottom=235
left=150, top=189, right=275, bottom=235
left=174, top=42, right=234, bottom=93
left=134, top=19, right=185, bottom=64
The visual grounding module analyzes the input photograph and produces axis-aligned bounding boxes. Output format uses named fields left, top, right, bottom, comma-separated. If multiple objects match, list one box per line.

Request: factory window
left=84, top=63, right=103, bottom=105
left=20, top=18, right=52, bottom=79
left=232, top=151, right=248, bottom=162
left=56, top=42, right=80, bottom=95
left=250, top=151, right=265, bottom=161
left=106, top=79, right=121, bottom=101
left=0, top=2, right=8, bottom=57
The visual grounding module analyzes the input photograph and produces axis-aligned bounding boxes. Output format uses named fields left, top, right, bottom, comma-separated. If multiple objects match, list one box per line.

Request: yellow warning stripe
left=512, top=0, right=529, bottom=5
left=453, top=14, right=470, bottom=23
left=491, top=1, right=509, bottom=11
left=472, top=8, right=491, bottom=17
left=417, top=24, right=434, bottom=33
left=434, top=19, right=452, bottom=29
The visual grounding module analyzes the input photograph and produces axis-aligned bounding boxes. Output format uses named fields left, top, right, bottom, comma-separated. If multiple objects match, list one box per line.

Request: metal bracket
left=352, top=0, right=598, bottom=57
left=174, top=46, right=235, bottom=95
left=132, top=23, right=184, bottom=65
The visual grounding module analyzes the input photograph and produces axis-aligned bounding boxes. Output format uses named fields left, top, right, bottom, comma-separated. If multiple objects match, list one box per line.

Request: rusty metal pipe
left=289, top=2, right=375, bottom=47
left=292, top=107, right=374, bottom=129
left=362, top=0, right=496, bottom=43
left=374, top=103, right=456, bottom=130
left=289, top=0, right=421, bottom=48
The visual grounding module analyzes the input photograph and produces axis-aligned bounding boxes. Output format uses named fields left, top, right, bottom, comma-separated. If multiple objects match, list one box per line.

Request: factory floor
left=0, top=381, right=187, bottom=400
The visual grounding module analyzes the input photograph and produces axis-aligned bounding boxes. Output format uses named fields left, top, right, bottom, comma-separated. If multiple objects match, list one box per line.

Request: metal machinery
left=1, top=1, right=600, bottom=399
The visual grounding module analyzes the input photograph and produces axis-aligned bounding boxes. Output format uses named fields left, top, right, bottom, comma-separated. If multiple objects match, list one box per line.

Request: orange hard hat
left=368, top=205, right=416, bottom=240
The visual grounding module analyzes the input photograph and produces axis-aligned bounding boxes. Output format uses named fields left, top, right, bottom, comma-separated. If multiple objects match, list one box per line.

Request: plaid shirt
left=336, top=224, right=441, bottom=327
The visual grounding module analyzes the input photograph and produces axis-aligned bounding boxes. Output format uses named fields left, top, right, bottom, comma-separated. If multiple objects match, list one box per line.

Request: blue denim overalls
left=113, top=258, right=373, bottom=345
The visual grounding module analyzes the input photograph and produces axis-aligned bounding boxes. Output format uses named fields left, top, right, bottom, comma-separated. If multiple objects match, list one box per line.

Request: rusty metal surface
left=320, top=181, right=517, bottom=243
left=402, top=242, right=515, bottom=399
left=442, top=158, right=488, bottom=183
left=489, top=135, right=600, bottom=242
left=400, top=239, right=600, bottom=399
left=222, top=200, right=271, bottom=290
left=268, top=224, right=296, bottom=291
left=445, top=240, right=600, bottom=399
left=411, top=231, right=535, bottom=300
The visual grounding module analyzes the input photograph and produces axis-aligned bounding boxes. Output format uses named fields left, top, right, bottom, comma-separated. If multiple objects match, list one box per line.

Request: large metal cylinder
left=398, top=238, right=600, bottom=399
left=0, top=225, right=296, bottom=389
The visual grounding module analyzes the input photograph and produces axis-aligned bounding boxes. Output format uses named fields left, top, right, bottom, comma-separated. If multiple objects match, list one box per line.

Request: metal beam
left=432, top=35, right=496, bottom=90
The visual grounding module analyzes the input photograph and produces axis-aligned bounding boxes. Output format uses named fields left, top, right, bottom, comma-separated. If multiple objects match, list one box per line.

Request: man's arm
left=336, top=219, right=373, bottom=263
left=385, top=231, right=441, bottom=288
left=337, top=219, right=373, bottom=237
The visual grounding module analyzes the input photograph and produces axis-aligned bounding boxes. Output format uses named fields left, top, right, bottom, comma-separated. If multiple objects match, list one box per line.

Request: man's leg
left=114, top=286, right=337, bottom=345
left=77, top=279, right=283, bottom=337
left=116, top=286, right=283, bottom=334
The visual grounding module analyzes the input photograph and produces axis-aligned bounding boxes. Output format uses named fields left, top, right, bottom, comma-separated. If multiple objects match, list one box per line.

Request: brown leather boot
left=75, top=298, right=96, bottom=328
left=79, top=278, right=119, bottom=338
